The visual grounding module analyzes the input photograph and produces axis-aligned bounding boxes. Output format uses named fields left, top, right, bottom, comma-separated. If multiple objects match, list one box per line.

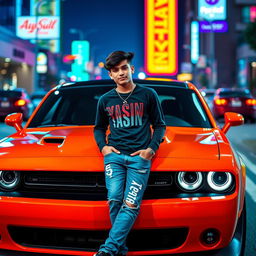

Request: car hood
left=0, top=126, right=221, bottom=160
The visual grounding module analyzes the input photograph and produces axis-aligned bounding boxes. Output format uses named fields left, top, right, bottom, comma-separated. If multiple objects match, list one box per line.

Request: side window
left=192, top=93, right=208, bottom=122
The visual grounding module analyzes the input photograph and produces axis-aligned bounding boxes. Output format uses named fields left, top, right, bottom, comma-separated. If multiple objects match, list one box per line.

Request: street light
left=69, top=28, right=98, bottom=41
left=69, top=28, right=84, bottom=40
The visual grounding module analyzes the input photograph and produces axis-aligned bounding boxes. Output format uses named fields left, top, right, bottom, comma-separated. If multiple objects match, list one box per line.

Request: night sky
left=62, top=0, right=145, bottom=78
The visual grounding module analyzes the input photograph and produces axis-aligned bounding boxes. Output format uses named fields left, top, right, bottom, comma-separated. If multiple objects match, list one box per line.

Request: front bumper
left=0, top=194, right=239, bottom=256
left=0, top=240, right=243, bottom=256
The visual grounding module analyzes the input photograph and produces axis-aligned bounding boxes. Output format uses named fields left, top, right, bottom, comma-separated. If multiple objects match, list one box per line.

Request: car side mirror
left=5, top=113, right=24, bottom=132
left=222, top=112, right=244, bottom=134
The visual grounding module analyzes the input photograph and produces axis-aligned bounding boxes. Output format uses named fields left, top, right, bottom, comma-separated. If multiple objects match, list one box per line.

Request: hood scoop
left=44, top=138, right=65, bottom=144
left=38, top=136, right=66, bottom=147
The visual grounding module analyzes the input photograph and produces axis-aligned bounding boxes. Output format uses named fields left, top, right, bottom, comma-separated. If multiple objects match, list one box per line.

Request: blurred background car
left=200, top=88, right=216, bottom=111
left=212, top=88, right=256, bottom=122
left=0, top=88, right=34, bottom=121
left=30, top=90, right=47, bottom=108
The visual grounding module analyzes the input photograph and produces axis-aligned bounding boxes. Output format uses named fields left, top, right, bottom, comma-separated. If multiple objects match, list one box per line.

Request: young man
left=93, top=51, right=166, bottom=256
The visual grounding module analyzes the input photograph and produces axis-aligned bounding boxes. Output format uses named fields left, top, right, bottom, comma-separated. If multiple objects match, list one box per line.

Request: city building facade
left=182, top=0, right=256, bottom=93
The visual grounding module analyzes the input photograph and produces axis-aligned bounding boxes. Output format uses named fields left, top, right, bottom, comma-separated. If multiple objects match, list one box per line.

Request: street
left=0, top=121, right=255, bottom=255
left=226, top=123, right=256, bottom=256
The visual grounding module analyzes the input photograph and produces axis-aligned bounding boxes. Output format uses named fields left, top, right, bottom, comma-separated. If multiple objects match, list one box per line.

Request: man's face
left=108, top=59, right=134, bottom=86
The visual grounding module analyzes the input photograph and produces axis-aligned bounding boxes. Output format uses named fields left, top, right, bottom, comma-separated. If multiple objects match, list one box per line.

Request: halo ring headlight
left=207, top=172, right=232, bottom=191
left=0, top=171, right=20, bottom=191
left=177, top=172, right=203, bottom=191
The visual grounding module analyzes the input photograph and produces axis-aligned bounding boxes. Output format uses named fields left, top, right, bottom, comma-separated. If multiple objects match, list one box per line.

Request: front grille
left=24, top=171, right=106, bottom=189
left=8, top=226, right=188, bottom=251
left=0, top=171, right=235, bottom=200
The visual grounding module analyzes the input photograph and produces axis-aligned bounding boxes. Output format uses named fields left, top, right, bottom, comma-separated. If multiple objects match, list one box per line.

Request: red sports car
left=212, top=87, right=256, bottom=122
left=0, top=79, right=246, bottom=256
left=0, top=88, right=34, bottom=121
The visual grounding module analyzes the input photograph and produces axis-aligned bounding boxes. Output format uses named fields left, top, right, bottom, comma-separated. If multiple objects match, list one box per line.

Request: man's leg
left=104, top=153, right=126, bottom=227
left=100, top=155, right=151, bottom=255
left=98, top=153, right=126, bottom=256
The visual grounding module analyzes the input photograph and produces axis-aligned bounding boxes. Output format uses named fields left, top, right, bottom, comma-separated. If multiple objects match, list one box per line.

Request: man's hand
left=101, top=146, right=120, bottom=156
left=130, top=148, right=155, bottom=160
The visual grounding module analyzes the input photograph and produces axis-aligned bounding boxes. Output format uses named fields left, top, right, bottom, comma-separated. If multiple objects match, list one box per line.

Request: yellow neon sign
left=145, top=0, right=177, bottom=75
left=177, top=73, right=193, bottom=81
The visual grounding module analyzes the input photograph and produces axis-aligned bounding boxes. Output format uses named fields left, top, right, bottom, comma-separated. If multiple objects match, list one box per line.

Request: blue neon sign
left=198, top=0, right=227, bottom=21
left=191, top=21, right=199, bottom=64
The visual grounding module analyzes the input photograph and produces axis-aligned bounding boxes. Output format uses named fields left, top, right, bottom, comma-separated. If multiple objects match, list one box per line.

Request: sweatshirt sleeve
left=94, top=97, right=109, bottom=152
left=148, top=89, right=166, bottom=152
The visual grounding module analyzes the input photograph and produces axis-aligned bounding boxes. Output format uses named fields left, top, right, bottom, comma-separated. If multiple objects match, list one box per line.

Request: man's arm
left=148, top=89, right=166, bottom=152
left=130, top=89, right=166, bottom=160
left=94, top=98, right=109, bottom=152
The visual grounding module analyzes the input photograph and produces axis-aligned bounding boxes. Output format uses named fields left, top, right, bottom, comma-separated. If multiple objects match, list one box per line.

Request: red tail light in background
left=246, top=99, right=256, bottom=106
left=215, top=98, right=228, bottom=106
left=14, top=99, right=26, bottom=107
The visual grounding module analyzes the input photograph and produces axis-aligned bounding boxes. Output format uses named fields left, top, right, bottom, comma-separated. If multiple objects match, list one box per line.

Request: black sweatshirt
left=94, top=84, right=166, bottom=155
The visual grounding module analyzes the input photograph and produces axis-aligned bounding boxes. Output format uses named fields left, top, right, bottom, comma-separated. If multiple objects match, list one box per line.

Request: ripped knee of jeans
left=123, top=200, right=139, bottom=210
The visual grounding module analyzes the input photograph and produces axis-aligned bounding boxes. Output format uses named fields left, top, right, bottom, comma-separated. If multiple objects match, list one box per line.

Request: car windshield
left=28, top=84, right=212, bottom=128
left=219, top=90, right=251, bottom=98
left=0, top=90, right=22, bottom=97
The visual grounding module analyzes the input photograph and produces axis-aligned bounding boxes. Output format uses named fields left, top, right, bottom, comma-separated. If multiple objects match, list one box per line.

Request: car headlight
left=207, top=172, right=232, bottom=191
left=177, top=172, right=203, bottom=191
left=0, top=171, right=21, bottom=191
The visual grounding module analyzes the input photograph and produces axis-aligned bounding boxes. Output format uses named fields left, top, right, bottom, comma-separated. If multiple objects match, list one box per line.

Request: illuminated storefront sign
left=71, top=41, right=90, bottom=81
left=197, top=55, right=207, bottom=68
left=198, top=0, right=227, bottom=21
left=191, top=21, right=199, bottom=64
left=37, top=52, right=47, bottom=65
left=37, top=52, right=47, bottom=74
left=30, top=0, right=60, bottom=53
left=145, top=0, right=177, bottom=75
left=17, top=16, right=60, bottom=39
left=16, top=0, right=61, bottom=53
left=177, top=73, right=193, bottom=81
left=250, top=6, right=256, bottom=22
left=238, top=59, right=247, bottom=88
left=199, top=20, right=228, bottom=32
left=30, top=0, right=60, bottom=16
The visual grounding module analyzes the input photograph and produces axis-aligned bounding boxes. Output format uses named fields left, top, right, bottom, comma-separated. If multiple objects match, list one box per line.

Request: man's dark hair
left=104, top=51, right=134, bottom=71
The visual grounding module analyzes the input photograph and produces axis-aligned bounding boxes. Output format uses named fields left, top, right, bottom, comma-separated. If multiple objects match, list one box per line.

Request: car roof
left=200, top=88, right=215, bottom=92
left=216, top=87, right=249, bottom=92
left=59, top=79, right=189, bottom=90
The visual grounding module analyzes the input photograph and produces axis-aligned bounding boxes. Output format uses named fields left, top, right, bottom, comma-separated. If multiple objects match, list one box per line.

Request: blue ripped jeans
left=99, top=153, right=151, bottom=256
